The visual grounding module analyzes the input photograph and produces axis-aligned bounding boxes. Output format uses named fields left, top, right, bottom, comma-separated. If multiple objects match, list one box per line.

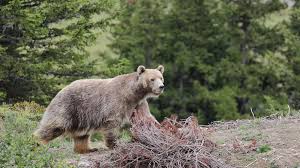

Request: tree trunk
left=240, top=41, right=249, bottom=64
left=145, top=45, right=152, bottom=67
left=240, top=15, right=250, bottom=65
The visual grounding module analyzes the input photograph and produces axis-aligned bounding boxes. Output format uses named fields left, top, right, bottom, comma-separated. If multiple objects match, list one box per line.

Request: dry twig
left=98, top=109, right=231, bottom=168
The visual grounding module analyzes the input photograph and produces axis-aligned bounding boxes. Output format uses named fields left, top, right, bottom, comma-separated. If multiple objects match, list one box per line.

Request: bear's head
left=137, top=65, right=165, bottom=97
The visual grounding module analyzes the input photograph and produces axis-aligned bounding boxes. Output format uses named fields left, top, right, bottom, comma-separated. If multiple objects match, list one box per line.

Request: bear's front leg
left=134, top=100, right=160, bottom=126
left=73, top=135, right=98, bottom=154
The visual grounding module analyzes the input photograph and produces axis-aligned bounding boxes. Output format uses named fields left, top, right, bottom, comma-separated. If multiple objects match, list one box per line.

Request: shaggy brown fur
left=34, top=65, right=164, bottom=154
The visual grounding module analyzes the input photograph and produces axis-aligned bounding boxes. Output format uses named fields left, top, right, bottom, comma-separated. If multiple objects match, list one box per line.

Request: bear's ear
left=137, top=65, right=146, bottom=75
left=156, top=65, right=164, bottom=74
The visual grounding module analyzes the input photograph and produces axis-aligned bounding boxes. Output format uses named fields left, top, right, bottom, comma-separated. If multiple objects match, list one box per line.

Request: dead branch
left=97, top=108, right=232, bottom=168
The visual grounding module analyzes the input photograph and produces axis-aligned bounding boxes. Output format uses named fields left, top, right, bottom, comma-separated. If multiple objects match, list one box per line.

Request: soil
left=210, top=116, right=300, bottom=167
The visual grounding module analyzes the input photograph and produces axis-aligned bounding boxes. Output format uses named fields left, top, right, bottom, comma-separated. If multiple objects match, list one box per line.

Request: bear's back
left=45, top=79, right=110, bottom=113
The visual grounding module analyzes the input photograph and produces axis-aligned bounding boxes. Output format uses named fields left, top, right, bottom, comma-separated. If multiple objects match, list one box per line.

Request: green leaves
left=1, top=0, right=299, bottom=124
left=257, top=144, right=272, bottom=153
left=0, top=110, right=64, bottom=168
left=107, top=0, right=298, bottom=124
left=0, top=0, right=114, bottom=104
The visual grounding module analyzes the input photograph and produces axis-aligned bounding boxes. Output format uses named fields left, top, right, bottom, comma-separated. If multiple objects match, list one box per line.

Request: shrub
left=0, top=107, right=69, bottom=168
left=11, top=101, right=45, bottom=114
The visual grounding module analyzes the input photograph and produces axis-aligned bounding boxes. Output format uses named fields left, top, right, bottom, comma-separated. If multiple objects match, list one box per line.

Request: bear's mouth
left=153, top=91, right=163, bottom=95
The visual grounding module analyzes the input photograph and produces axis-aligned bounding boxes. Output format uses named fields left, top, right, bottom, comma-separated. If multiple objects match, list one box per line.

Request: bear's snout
left=159, top=85, right=164, bottom=90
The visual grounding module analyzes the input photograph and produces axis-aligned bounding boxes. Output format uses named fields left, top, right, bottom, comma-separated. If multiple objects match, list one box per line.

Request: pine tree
left=284, top=2, right=300, bottom=109
left=109, top=0, right=167, bottom=68
left=214, top=0, right=289, bottom=117
left=0, top=0, right=113, bottom=104
left=108, top=0, right=293, bottom=123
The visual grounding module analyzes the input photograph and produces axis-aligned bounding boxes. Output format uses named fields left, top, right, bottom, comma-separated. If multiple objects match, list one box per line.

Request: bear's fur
left=34, top=65, right=164, bottom=154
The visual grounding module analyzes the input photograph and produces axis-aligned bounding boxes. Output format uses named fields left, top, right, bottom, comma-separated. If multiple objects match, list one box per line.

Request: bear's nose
left=159, top=85, right=164, bottom=90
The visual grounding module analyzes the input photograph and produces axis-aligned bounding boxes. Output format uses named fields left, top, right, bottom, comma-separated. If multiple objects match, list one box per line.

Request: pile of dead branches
left=99, top=112, right=231, bottom=168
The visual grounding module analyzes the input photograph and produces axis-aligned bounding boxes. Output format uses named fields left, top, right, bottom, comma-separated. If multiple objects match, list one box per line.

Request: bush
left=11, top=101, right=45, bottom=114
left=0, top=107, right=69, bottom=168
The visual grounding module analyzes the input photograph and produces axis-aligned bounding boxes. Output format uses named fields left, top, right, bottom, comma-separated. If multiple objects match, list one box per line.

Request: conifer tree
left=108, top=0, right=294, bottom=123
left=0, top=0, right=113, bottom=103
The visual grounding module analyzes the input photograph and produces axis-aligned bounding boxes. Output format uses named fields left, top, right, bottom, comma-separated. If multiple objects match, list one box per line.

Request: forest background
left=1, top=0, right=300, bottom=124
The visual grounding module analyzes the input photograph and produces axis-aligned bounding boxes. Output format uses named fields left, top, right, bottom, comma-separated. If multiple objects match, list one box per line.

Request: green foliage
left=212, top=87, right=240, bottom=121
left=107, top=0, right=298, bottom=123
left=285, top=4, right=300, bottom=110
left=11, top=101, right=45, bottom=114
left=2, top=0, right=300, bottom=124
left=109, top=0, right=167, bottom=68
left=0, top=107, right=70, bottom=168
left=264, top=96, right=289, bottom=116
left=119, top=129, right=132, bottom=142
left=90, top=133, right=103, bottom=142
left=102, top=58, right=133, bottom=77
left=0, top=0, right=114, bottom=104
left=257, top=144, right=272, bottom=153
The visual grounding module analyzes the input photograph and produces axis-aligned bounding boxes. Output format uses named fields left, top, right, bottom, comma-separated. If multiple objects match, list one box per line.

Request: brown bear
left=34, top=65, right=164, bottom=153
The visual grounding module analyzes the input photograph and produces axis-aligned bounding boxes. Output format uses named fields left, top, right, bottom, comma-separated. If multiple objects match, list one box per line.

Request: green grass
left=0, top=102, right=133, bottom=167
left=0, top=105, right=73, bottom=168
left=257, top=144, right=272, bottom=153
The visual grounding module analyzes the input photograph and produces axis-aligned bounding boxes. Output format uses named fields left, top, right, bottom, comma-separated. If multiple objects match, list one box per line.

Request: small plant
left=11, top=101, right=45, bottom=114
left=264, top=96, right=289, bottom=117
left=119, top=129, right=132, bottom=142
left=257, top=144, right=272, bottom=153
left=0, top=107, right=70, bottom=168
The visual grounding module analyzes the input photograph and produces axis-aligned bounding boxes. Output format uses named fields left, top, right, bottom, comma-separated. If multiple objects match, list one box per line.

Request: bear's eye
left=150, top=78, right=155, bottom=81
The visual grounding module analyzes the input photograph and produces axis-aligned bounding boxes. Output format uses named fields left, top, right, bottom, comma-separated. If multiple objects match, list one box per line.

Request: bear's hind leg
left=34, top=127, right=64, bottom=144
left=104, top=131, right=118, bottom=149
left=73, top=135, right=98, bottom=154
